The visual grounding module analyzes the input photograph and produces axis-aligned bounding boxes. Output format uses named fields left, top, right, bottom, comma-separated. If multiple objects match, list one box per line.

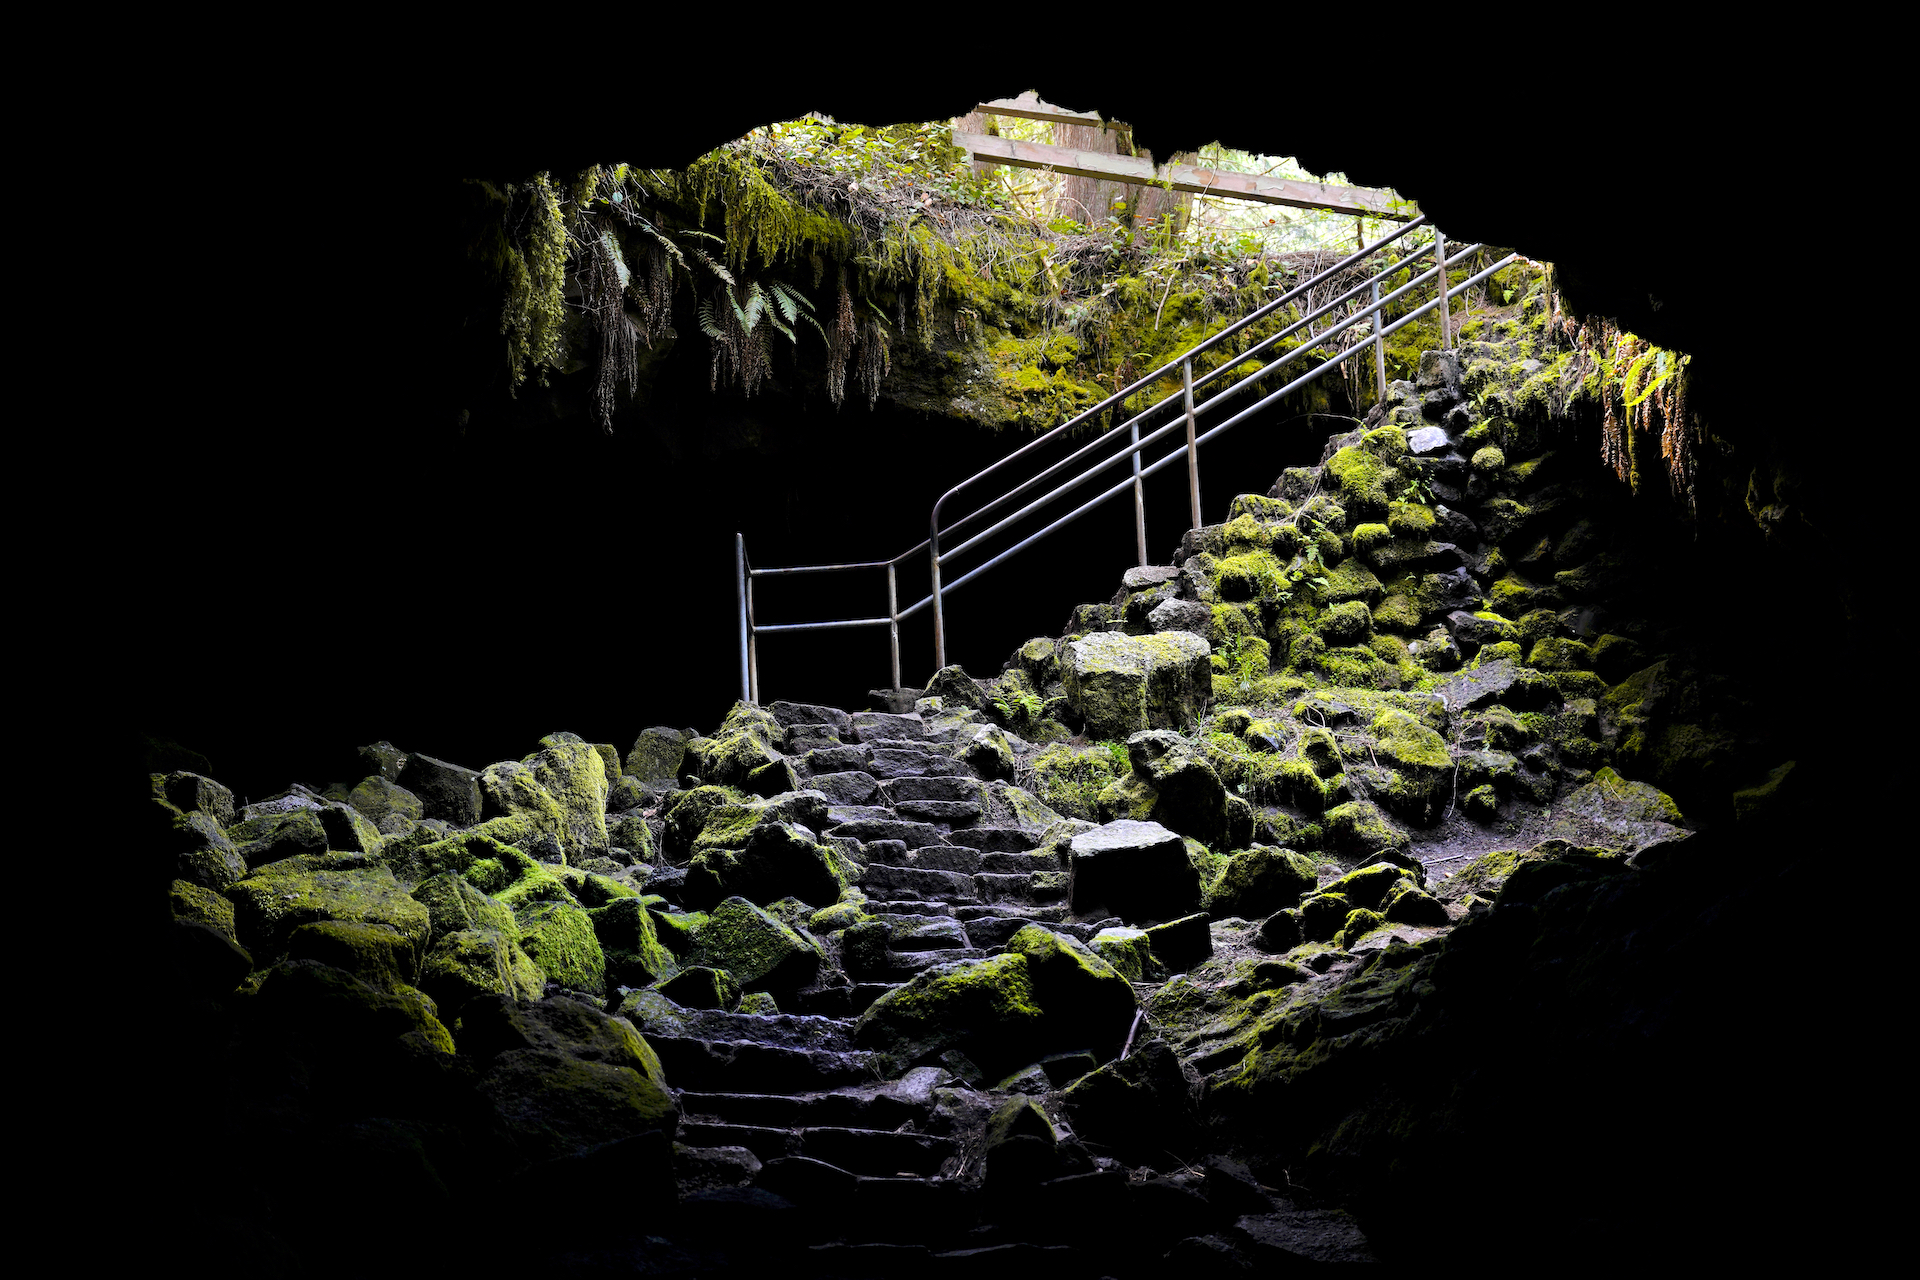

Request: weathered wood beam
left=975, top=95, right=1130, bottom=142
left=955, top=131, right=1412, bottom=220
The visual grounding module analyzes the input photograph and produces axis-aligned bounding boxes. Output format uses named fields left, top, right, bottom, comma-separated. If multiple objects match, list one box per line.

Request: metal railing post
left=746, top=567, right=760, bottom=705
left=887, top=562, right=902, bottom=693
left=1182, top=359, right=1202, bottom=529
left=929, top=521, right=946, bottom=673
left=734, top=533, right=751, bottom=703
left=1371, top=277, right=1388, bottom=400
left=1130, top=414, right=1146, bottom=566
left=1435, top=231, right=1452, bottom=349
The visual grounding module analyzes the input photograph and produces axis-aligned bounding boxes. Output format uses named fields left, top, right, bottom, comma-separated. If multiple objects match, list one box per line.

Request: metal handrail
left=736, top=217, right=1514, bottom=703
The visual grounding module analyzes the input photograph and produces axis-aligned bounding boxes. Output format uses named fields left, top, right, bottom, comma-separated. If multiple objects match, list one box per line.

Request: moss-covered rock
left=226, top=863, right=433, bottom=968
left=1323, top=800, right=1411, bottom=857
left=1368, top=709, right=1453, bottom=823
left=1005, top=924, right=1137, bottom=1058
left=589, top=896, right=679, bottom=989
left=515, top=900, right=605, bottom=994
left=652, top=965, right=740, bottom=1010
left=686, top=702, right=795, bottom=797
left=1058, top=1038, right=1202, bottom=1158
left=1528, top=637, right=1594, bottom=671
left=854, top=952, right=1045, bottom=1077
left=285, top=919, right=421, bottom=989
left=689, top=896, right=821, bottom=994
left=347, top=776, right=424, bottom=831
left=1089, top=926, right=1157, bottom=981
left=1319, top=862, right=1411, bottom=912
left=1095, top=734, right=1229, bottom=847
left=253, top=958, right=455, bottom=1060
left=150, top=795, right=249, bottom=890
left=1061, top=631, right=1212, bottom=740
left=1326, top=445, right=1395, bottom=519
left=418, top=927, right=545, bottom=1011
left=683, top=819, right=845, bottom=912
left=1206, top=845, right=1318, bottom=919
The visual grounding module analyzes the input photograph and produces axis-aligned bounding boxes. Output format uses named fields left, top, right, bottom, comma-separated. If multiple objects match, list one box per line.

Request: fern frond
left=696, top=300, right=727, bottom=339
left=766, top=311, right=795, bottom=342
left=687, top=246, right=735, bottom=286
left=629, top=215, right=688, bottom=271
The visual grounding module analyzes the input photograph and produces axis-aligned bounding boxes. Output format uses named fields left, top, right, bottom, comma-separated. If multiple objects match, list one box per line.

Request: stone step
left=827, top=804, right=898, bottom=826
left=904, top=846, right=982, bottom=874
left=960, top=914, right=1091, bottom=948
left=851, top=981, right=902, bottom=1013
left=952, top=902, right=1072, bottom=927
left=859, top=863, right=978, bottom=901
left=973, top=871, right=1066, bottom=905
left=680, top=1071, right=944, bottom=1132
left=863, top=899, right=953, bottom=917
left=884, top=915, right=974, bottom=951
left=648, top=1036, right=880, bottom=1093
left=850, top=712, right=929, bottom=743
left=981, top=850, right=1063, bottom=873
left=805, top=770, right=880, bottom=805
left=684, top=1122, right=955, bottom=1177
left=880, top=775, right=985, bottom=804
left=895, top=799, right=982, bottom=825
left=798, top=744, right=873, bottom=776
left=830, top=818, right=950, bottom=847
left=868, top=746, right=974, bottom=780
left=962, top=826, right=1041, bottom=854
left=855, top=947, right=990, bottom=980
left=643, top=1008, right=860, bottom=1053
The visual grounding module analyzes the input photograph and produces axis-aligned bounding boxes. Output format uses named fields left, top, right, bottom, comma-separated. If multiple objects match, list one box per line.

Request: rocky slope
left=138, top=320, right=1824, bottom=1273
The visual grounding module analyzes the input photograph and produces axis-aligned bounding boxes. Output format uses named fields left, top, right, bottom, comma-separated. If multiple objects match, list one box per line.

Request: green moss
left=1325, top=446, right=1396, bottom=517
left=1371, top=709, right=1451, bottom=770
left=1333, top=908, right=1388, bottom=950
left=1321, top=558, right=1385, bottom=606
left=1529, top=637, right=1594, bottom=671
left=691, top=896, right=820, bottom=991
left=516, top=900, right=605, bottom=994
left=1351, top=522, right=1391, bottom=558
left=1031, top=742, right=1126, bottom=821
left=1214, top=548, right=1289, bottom=604
left=1386, top=501, right=1435, bottom=539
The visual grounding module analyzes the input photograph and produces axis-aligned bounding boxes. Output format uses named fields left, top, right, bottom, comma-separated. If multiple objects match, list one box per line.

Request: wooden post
left=1436, top=232, right=1452, bottom=350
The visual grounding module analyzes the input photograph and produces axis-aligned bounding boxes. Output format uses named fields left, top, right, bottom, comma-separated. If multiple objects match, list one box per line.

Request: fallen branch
left=1119, top=1008, right=1147, bottom=1060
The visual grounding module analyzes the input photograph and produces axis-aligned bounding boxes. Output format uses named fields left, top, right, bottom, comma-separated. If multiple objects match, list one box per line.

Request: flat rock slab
left=858, top=863, right=977, bottom=901
left=830, top=819, right=949, bottom=848
left=1147, top=598, right=1212, bottom=635
left=1435, top=658, right=1555, bottom=710
left=881, top=775, right=983, bottom=803
left=769, top=701, right=853, bottom=734
left=1234, top=1207, right=1377, bottom=1263
left=906, top=846, right=982, bottom=873
left=806, top=771, right=880, bottom=806
left=886, top=915, right=973, bottom=951
left=961, top=825, right=1040, bottom=854
left=1406, top=425, right=1451, bottom=454
left=1123, top=565, right=1182, bottom=590
left=802, top=745, right=874, bottom=776
left=894, top=799, right=981, bottom=824
left=1068, top=820, right=1201, bottom=924
left=868, top=747, right=973, bottom=780
left=850, top=712, right=928, bottom=744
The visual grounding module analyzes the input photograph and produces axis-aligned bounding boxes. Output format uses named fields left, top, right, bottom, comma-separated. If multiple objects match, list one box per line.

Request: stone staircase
left=599, top=696, right=1381, bottom=1275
